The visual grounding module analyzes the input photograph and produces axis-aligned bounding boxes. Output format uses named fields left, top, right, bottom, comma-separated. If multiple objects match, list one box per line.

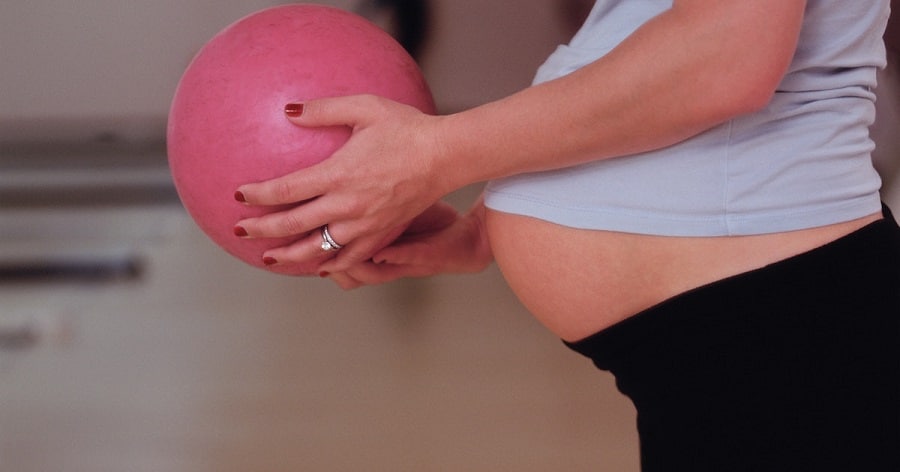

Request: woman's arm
left=433, top=0, right=805, bottom=186
left=235, top=0, right=807, bottom=273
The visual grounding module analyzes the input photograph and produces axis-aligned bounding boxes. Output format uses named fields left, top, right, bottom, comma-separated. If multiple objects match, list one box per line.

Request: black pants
left=566, top=206, right=900, bottom=471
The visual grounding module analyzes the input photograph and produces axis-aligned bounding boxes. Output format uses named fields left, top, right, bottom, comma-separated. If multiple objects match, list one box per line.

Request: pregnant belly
left=485, top=208, right=882, bottom=342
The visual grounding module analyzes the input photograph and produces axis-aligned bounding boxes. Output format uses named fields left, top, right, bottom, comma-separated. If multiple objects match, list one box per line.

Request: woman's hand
left=324, top=198, right=494, bottom=290
left=234, top=94, right=453, bottom=273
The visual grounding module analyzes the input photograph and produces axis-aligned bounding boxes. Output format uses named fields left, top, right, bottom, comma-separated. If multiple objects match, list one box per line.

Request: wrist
left=422, top=112, right=492, bottom=197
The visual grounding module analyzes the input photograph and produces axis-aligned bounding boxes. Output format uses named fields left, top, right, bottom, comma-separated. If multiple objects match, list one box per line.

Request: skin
left=233, top=0, right=884, bottom=337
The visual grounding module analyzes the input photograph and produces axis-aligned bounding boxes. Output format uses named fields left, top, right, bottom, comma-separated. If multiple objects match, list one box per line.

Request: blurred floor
left=0, top=189, right=639, bottom=471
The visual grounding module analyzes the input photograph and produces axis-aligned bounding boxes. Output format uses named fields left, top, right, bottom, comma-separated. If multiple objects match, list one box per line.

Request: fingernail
left=263, top=256, right=278, bottom=266
left=318, top=271, right=330, bottom=278
left=233, top=225, right=248, bottom=238
left=284, top=103, right=304, bottom=117
left=234, top=190, right=246, bottom=203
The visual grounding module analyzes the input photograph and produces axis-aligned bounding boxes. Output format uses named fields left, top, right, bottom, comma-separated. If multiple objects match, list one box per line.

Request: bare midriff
left=485, top=208, right=882, bottom=342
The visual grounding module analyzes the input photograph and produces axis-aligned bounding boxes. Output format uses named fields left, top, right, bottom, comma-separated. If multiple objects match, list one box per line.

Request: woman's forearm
left=431, top=0, right=806, bottom=193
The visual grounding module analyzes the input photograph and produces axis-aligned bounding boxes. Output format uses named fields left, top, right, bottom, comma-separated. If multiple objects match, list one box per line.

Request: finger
left=317, top=229, right=399, bottom=273
left=262, top=231, right=336, bottom=270
left=236, top=198, right=333, bottom=239
left=327, top=271, right=364, bottom=290
left=320, top=238, right=384, bottom=274
left=341, top=262, right=418, bottom=286
left=361, top=260, right=444, bottom=283
left=285, top=94, right=384, bottom=128
left=234, top=160, right=334, bottom=207
left=371, top=239, right=432, bottom=266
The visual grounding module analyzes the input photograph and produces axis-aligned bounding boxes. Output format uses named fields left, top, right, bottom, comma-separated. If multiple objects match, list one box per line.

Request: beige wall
left=0, top=0, right=570, bottom=123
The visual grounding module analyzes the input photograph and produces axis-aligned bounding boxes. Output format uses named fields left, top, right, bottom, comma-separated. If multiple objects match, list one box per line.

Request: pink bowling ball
left=167, top=4, right=435, bottom=275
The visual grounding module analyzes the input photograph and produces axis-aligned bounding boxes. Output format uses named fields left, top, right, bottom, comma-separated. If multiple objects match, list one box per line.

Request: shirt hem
left=483, top=190, right=883, bottom=237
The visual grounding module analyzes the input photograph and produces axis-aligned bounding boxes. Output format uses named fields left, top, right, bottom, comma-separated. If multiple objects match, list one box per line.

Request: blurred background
left=0, top=1, right=896, bottom=471
left=0, top=1, right=638, bottom=471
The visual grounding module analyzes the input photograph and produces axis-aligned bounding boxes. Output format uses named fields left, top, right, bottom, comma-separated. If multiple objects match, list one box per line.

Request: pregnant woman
left=234, top=1, right=899, bottom=469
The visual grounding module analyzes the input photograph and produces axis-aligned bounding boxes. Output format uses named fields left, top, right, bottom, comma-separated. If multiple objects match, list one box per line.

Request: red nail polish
left=319, top=271, right=330, bottom=278
left=233, top=225, right=248, bottom=237
left=234, top=191, right=246, bottom=203
left=263, top=257, right=278, bottom=266
left=284, top=103, right=304, bottom=117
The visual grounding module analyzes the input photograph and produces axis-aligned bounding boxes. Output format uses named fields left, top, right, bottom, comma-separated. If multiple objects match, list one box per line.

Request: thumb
left=371, top=240, right=424, bottom=266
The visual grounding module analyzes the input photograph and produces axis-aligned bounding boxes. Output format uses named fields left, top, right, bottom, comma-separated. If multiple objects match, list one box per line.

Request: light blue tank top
left=485, top=0, right=890, bottom=236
